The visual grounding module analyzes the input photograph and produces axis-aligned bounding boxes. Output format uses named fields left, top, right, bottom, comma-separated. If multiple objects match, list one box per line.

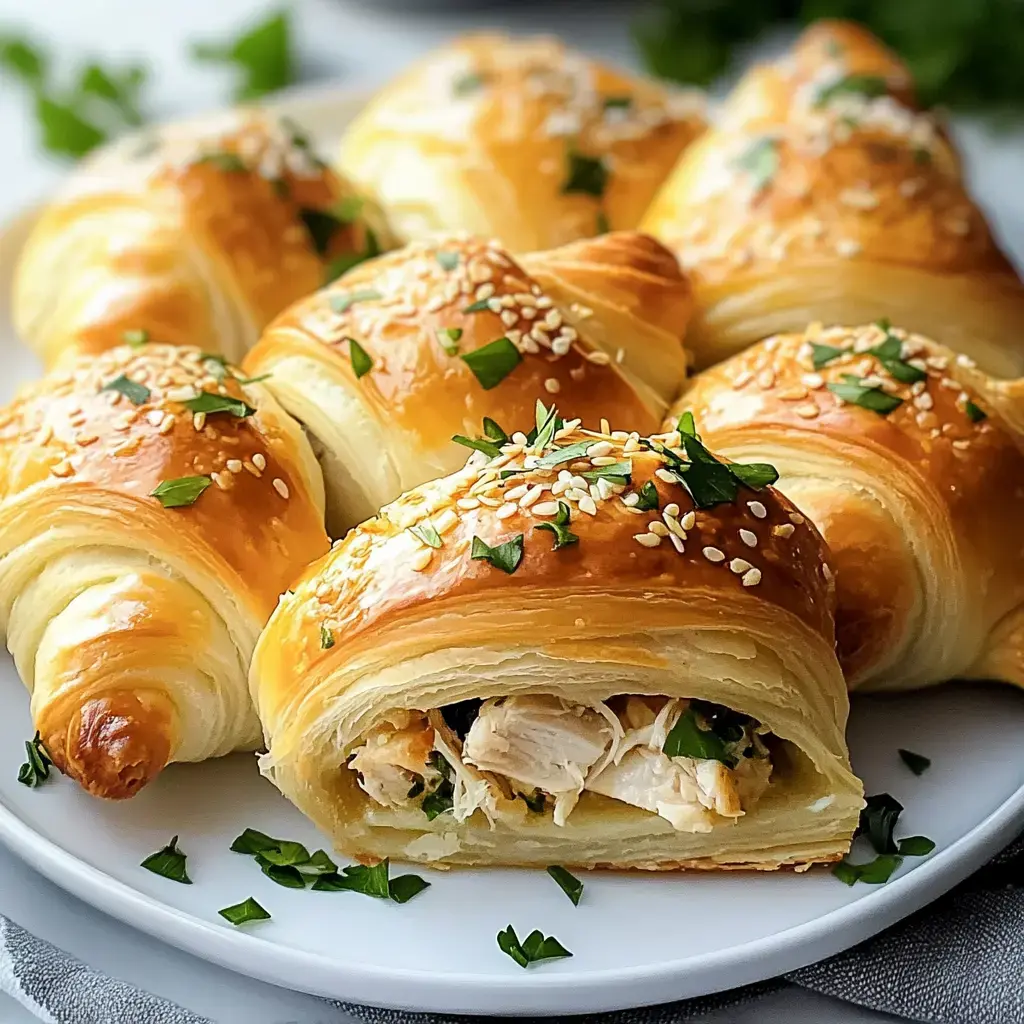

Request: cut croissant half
left=0, top=343, right=329, bottom=797
left=251, top=419, right=863, bottom=870
left=640, top=20, right=1024, bottom=376
left=336, top=33, right=707, bottom=252
left=14, top=112, right=392, bottom=368
left=677, top=320, right=1024, bottom=692
left=243, top=230, right=691, bottom=535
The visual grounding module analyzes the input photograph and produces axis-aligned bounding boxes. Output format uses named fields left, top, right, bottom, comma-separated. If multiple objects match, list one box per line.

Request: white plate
left=1, top=84, right=1024, bottom=1017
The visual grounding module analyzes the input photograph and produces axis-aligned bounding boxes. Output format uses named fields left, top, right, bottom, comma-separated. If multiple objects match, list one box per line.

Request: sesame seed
left=544, top=378, right=561, bottom=394
left=802, top=373, right=825, bottom=389
left=634, top=533, right=661, bottom=548
left=772, top=523, right=795, bottom=538
left=789, top=513, right=805, bottom=525
left=587, top=441, right=614, bottom=457
left=272, top=478, right=290, bottom=499
left=914, top=392, right=934, bottom=411
left=757, top=369, right=776, bottom=389
left=519, top=485, right=543, bottom=508
left=779, top=386, right=808, bottom=401
left=703, top=546, right=725, bottom=563
left=795, top=403, right=820, bottom=419
left=649, top=521, right=669, bottom=537
left=50, top=460, right=74, bottom=478
left=732, top=370, right=754, bottom=389
left=75, top=433, right=98, bottom=447
left=747, top=501, right=767, bottom=519
left=532, top=501, right=560, bottom=516
left=193, top=412, right=207, bottom=432
left=668, top=533, right=685, bottom=554
left=681, top=511, right=696, bottom=530
left=729, top=557, right=753, bottom=574
left=664, top=502, right=680, bottom=517
left=741, top=568, right=762, bottom=587
left=623, top=492, right=640, bottom=507
left=578, top=495, right=598, bottom=516
left=587, top=350, right=611, bottom=366
left=457, top=497, right=480, bottom=510
left=158, top=414, right=175, bottom=435
left=252, top=453, right=267, bottom=471
left=952, top=439, right=970, bottom=450
left=226, top=459, right=242, bottom=474
left=739, top=529, right=758, bottom=547
left=410, top=549, right=433, bottom=572
left=656, top=468, right=677, bottom=484
left=822, top=563, right=834, bottom=582
left=836, top=239, right=862, bottom=258
left=590, top=455, right=619, bottom=466
left=146, top=409, right=164, bottom=427
left=496, top=502, right=517, bottom=519
left=600, top=419, right=611, bottom=435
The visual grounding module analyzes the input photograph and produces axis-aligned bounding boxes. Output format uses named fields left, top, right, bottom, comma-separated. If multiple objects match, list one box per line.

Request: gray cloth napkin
left=4, top=836, right=1024, bottom=1024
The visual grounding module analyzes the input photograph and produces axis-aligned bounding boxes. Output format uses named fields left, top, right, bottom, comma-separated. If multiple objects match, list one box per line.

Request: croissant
left=336, top=33, right=707, bottom=252
left=251, top=419, right=862, bottom=870
left=242, top=230, right=691, bottom=534
left=675, top=320, right=1024, bottom=692
left=14, top=112, right=391, bottom=368
left=0, top=342, right=329, bottom=797
left=640, top=21, right=1024, bottom=375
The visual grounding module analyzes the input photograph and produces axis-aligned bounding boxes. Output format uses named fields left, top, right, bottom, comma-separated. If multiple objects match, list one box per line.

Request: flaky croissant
left=336, top=33, right=707, bottom=252
left=0, top=343, right=329, bottom=797
left=640, top=21, right=1024, bottom=375
left=251, top=420, right=862, bottom=870
left=675, top=321, right=1024, bottom=692
left=14, top=113, right=391, bottom=368
left=242, top=230, right=691, bottom=534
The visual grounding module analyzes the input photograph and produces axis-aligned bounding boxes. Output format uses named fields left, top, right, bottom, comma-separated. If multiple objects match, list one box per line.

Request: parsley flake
left=471, top=534, right=524, bottom=574
left=547, top=865, right=583, bottom=906
left=320, top=626, right=335, bottom=650
left=810, top=342, right=847, bottom=370
left=898, top=749, right=931, bottom=775
left=634, top=480, right=660, bottom=511
left=463, top=298, right=492, bottom=313
left=436, top=327, right=463, bottom=355
left=827, top=375, right=903, bottom=415
left=964, top=399, right=986, bottom=423
left=182, top=392, right=255, bottom=418
left=190, top=10, right=293, bottom=102
left=409, top=521, right=443, bottom=549
left=535, top=501, right=579, bottom=550
left=347, top=338, right=373, bottom=379
left=734, top=136, right=779, bottom=191
left=435, top=250, right=460, bottom=271
left=461, top=337, right=522, bottom=390
left=868, top=328, right=926, bottom=384
left=452, top=71, right=486, bottom=96
left=141, top=836, right=192, bottom=884
left=299, top=207, right=344, bottom=256
left=151, top=476, right=211, bottom=508
left=497, top=926, right=573, bottom=968
left=123, top=329, right=149, bottom=347
left=17, top=732, right=52, bottom=788
left=815, top=73, right=889, bottom=107
left=330, top=289, right=382, bottom=314
left=193, top=151, right=247, bottom=173
left=219, top=897, right=271, bottom=926
left=101, top=374, right=150, bottom=406
left=562, top=150, right=608, bottom=197
left=663, top=707, right=735, bottom=766
left=833, top=854, right=903, bottom=886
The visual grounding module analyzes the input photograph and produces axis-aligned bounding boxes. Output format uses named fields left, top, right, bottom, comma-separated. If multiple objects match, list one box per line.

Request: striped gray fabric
left=3, top=837, right=1024, bottom=1024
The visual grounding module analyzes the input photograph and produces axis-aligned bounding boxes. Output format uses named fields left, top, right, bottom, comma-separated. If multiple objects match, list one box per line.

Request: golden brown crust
left=337, top=33, right=707, bottom=251
left=14, top=114, right=388, bottom=367
left=676, top=322, right=1024, bottom=688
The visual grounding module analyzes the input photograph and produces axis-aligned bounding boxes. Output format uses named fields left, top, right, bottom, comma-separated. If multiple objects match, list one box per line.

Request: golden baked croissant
left=242, top=230, right=691, bottom=534
left=14, top=113, right=392, bottom=368
left=336, top=33, right=707, bottom=252
left=251, top=418, right=862, bottom=870
left=675, top=320, right=1024, bottom=692
left=640, top=21, right=1024, bottom=375
left=0, top=342, right=329, bottom=797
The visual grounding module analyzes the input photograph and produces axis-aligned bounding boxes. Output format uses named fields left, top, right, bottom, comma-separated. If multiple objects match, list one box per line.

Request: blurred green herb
left=0, top=33, right=147, bottom=158
left=191, top=9, right=293, bottom=102
left=634, top=0, right=1024, bottom=115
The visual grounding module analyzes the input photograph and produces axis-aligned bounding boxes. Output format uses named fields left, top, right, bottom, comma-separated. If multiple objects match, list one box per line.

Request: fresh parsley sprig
left=497, top=926, right=573, bottom=968
left=141, top=836, right=192, bottom=884
left=191, top=9, right=293, bottom=102
left=535, top=502, right=579, bottom=550
left=17, top=732, right=52, bottom=788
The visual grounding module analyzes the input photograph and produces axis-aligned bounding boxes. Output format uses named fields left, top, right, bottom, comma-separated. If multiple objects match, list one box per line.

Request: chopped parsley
left=453, top=434, right=504, bottom=459
left=190, top=9, right=293, bottom=102
left=182, top=392, right=255, bottom=418
left=193, top=151, right=247, bottom=173
left=230, top=828, right=340, bottom=889
left=827, top=375, right=903, bottom=415
left=898, top=749, right=931, bottom=775
left=17, top=732, right=52, bottom=788
left=595, top=210, right=610, bottom=234
left=463, top=298, right=492, bottom=313
left=461, top=337, right=522, bottom=390
left=964, top=399, right=986, bottom=423
left=218, top=897, right=270, bottom=926
left=123, top=329, right=149, bottom=347
left=833, top=854, right=903, bottom=886
left=141, top=836, right=192, bottom=884
left=634, top=480, right=660, bottom=511
left=734, top=136, right=779, bottom=191
left=663, top=706, right=736, bottom=766
left=534, top=440, right=594, bottom=470
left=435, top=250, right=460, bottom=271
left=868, top=327, right=926, bottom=384
left=320, top=626, right=335, bottom=650
left=546, top=865, right=583, bottom=906
left=347, top=338, right=373, bottom=379
left=603, top=95, right=633, bottom=110
left=815, top=73, right=889, bottom=108
left=299, top=207, right=344, bottom=256
left=581, top=461, right=632, bottom=485
left=421, top=753, right=454, bottom=820
left=409, top=521, right=443, bottom=549
left=535, top=502, right=579, bottom=550
left=810, top=342, right=847, bottom=370
left=519, top=789, right=546, bottom=813
left=471, top=534, right=525, bottom=574
left=497, top=926, right=572, bottom=968
left=101, top=374, right=150, bottom=406
left=859, top=793, right=903, bottom=854
left=561, top=150, right=608, bottom=198
left=330, top=288, right=381, bottom=314
left=452, top=71, right=487, bottom=96
left=312, top=858, right=430, bottom=903
left=323, top=228, right=382, bottom=285
left=436, top=327, right=463, bottom=355
left=150, top=475, right=212, bottom=509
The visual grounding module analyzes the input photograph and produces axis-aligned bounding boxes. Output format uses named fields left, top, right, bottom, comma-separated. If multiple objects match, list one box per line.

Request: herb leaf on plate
left=497, top=925, right=573, bottom=968
left=547, top=865, right=584, bottom=906
left=219, top=897, right=271, bottom=926
left=191, top=9, right=293, bottom=101
left=141, top=836, right=192, bottom=884
left=17, top=732, right=53, bottom=788
left=898, top=749, right=931, bottom=775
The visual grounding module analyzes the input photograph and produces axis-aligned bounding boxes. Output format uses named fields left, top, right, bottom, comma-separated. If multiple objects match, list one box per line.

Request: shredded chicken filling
left=345, top=696, right=772, bottom=833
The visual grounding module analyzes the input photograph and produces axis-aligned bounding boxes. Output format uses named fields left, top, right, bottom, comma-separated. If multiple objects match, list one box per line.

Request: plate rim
left=3, top=79, right=1024, bottom=1016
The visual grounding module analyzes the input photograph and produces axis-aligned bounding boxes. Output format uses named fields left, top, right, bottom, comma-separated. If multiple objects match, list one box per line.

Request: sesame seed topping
left=773, top=523, right=796, bottom=538
left=789, top=513, right=805, bottom=525
left=668, top=533, right=685, bottom=554
left=703, top=546, right=725, bottom=563
left=623, top=492, right=640, bottom=507
left=496, top=502, right=517, bottom=519
left=543, top=378, right=561, bottom=394
left=532, top=501, right=560, bottom=516
left=664, top=502, right=680, bottom=517
left=747, top=501, right=767, bottom=519
left=457, top=497, right=480, bottom=510
left=741, top=567, right=762, bottom=587
left=519, top=485, right=544, bottom=508
left=680, top=511, right=696, bottom=531
left=655, top=468, right=677, bottom=484
left=729, top=557, right=753, bottom=574
left=634, top=533, right=662, bottom=548
left=272, top=478, right=290, bottom=499
left=739, top=529, right=758, bottom=547
left=648, top=521, right=669, bottom=537
left=578, top=495, right=598, bottom=516
left=410, top=549, right=433, bottom=572
left=795, top=403, right=820, bottom=419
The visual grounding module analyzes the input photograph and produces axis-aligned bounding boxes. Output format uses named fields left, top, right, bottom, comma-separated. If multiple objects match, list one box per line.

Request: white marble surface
left=0, top=1, right=1017, bottom=1021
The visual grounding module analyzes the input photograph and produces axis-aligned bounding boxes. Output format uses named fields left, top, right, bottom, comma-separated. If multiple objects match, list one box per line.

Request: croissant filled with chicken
left=250, top=413, right=863, bottom=870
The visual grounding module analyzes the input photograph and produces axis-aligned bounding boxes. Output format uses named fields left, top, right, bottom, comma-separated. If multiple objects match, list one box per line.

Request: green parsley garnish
left=230, top=828, right=339, bottom=889
left=299, top=207, right=344, bottom=256
left=436, top=327, right=463, bottom=355
left=595, top=209, right=611, bottom=235
left=182, top=392, right=255, bottom=418
left=409, top=521, right=443, bottom=549
left=815, top=73, right=889, bottom=108
left=193, top=151, right=247, bottom=173
left=497, top=926, right=572, bottom=968
left=533, top=401, right=561, bottom=450
left=219, top=897, right=270, bottom=926
left=581, top=461, right=632, bottom=485
left=734, top=136, right=779, bottom=191
left=471, top=534, right=525, bottom=574
left=101, top=374, right=150, bottom=406
left=123, top=329, right=149, bottom=347
left=312, top=858, right=430, bottom=903
left=603, top=95, right=633, bottom=110
left=452, top=71, right=487, bottom=96
left=461, top=337, right=522, bottom=390
left=141, top=836, right=192, bottom=884
left=859, top=793, right=903, bottom=854
left=347, top=338, right=373, bottom=379
left=150, top=476, right=212, bottom=509
left=868, top=327, right=926, bottom=384
left=964, top=399, right=987, bottom=423
left=519, top=789, right=546, bottom=813
left=463, top=298, right=492, bottom=313
left=320, top=626, right=335, bottom=650
left=546, top=865, right=583, bottom=906
left=323, top=228, right=382, bottom=285
left=421, top=753, right=454, bottom=821
left=535, top=502, right=579, bottom=550
left=435, top=250, right=460, bottom=271
left=833, top=854, right=903, bottom=886
left=562, top=150, right=608, bottom=198
left=634, top=480, right=660, bottom=511
left=17, top=732, right=52, bottom=788
left=190, top=10, right=292, bottom=101
left=810, top=342, right=847, bottom=370
left=534, top=440, right=594, bottom=470
left=898, top=749, right=931, bottom=775
left=453, top=434, right=504, bottom=459
left=331, top=289, right=382, bottom=314
left=663, top=707, right=735, bottom=766
left=827, top=375, right=903, bottom=415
